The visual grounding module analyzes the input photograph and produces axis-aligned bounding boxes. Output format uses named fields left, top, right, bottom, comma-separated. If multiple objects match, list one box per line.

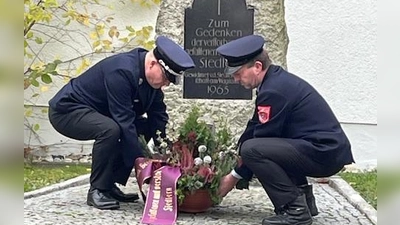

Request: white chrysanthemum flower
left=218, top=151, right=225, bottom=160
left=160, top=141, right=168, bottom=148
left=203, top=155, right=212, bottom=164
left=165, top=150, right=171, bottom=155
left=198, top=145, right=207, bottom=153
left=194, top=157, right=203, bottom=166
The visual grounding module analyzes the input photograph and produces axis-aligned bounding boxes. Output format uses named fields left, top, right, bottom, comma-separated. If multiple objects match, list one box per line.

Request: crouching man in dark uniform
left=216, top=35, right=354, bottom=225
left=48, top=36, right=195, bottom=210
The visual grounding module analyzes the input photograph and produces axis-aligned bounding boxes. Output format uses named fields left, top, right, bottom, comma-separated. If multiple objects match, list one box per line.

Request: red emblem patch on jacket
left=257, top=105, right=271, bottom=124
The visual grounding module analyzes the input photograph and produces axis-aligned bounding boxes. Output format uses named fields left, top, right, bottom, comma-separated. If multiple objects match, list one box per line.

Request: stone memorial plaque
left=184, top=0, right=254, bottom=99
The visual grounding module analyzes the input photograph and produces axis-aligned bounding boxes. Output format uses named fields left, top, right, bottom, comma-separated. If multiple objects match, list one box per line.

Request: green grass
left=24, top=163, right=91, bottom=192
left=339, top=170, right=377, bottom=209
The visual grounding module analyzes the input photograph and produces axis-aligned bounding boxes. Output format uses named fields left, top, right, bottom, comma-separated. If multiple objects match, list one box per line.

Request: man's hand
left=218, top=173, right=239, bottom=197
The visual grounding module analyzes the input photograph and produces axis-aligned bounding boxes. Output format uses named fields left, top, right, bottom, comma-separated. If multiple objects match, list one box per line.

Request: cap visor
left=224, top=65, right=242, bottom=75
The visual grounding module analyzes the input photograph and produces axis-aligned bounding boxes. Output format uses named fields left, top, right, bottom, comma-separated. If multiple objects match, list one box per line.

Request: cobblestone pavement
left=24, top=178, right=373, bottom=225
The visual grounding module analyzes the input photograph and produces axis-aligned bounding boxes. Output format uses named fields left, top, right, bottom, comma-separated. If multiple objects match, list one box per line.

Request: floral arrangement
left=141, top=106, right=239, bottom=205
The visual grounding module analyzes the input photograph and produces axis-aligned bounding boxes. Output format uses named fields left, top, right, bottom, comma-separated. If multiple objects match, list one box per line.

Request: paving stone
left=24, top=178, right=374, bottom=225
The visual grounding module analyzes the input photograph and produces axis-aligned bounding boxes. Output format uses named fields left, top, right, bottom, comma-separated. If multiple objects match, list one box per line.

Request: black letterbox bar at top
left=183, top=0, right=254, bottom=100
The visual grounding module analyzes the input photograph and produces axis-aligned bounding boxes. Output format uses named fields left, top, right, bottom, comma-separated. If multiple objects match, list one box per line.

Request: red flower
left=197, top=165, right=214, bottom=183
left=180, top=144, right=194, bottom=171
left=187, top=131, right=197, bottom=142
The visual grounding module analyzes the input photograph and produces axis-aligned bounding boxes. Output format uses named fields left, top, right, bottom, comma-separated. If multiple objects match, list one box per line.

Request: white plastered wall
left=285, top=0, right=377, bottom=168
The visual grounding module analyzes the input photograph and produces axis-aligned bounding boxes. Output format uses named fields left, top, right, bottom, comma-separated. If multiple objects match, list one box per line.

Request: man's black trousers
left=48, top=107, right=151, bottom=191
left=240, top=138, right=343, bottom=209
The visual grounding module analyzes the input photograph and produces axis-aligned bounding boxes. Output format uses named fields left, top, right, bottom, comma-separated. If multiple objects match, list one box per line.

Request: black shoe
left=262, top=194, right=312, bottom=225
left=87, top=189, right=120, bottom=210
left=298, top=184, right=319, bottom=216
left=108, top=185, right=139, bottom=202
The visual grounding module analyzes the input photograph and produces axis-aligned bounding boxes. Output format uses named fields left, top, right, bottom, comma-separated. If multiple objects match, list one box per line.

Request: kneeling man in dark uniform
left=48, top=36, right=195, bottom=210
left=216, top=35, right=354, bottom=225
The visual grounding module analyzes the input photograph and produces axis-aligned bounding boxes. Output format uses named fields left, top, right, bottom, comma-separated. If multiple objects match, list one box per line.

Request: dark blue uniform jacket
left=235, top=65, right=354, bottom=180
left=49, top=48, right=168, bottom=167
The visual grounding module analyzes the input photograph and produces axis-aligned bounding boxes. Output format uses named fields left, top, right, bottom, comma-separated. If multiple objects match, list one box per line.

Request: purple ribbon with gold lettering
left=135, top=158, right=161, bottom=201
left=135, top=158, right=181, bottom=225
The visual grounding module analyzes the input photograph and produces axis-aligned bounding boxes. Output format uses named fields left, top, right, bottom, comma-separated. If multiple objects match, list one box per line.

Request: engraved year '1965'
left=207, top=85, right=229, bottom=96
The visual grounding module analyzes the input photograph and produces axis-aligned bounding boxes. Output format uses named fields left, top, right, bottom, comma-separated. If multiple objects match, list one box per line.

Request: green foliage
left=25, top=59, right=62, bottom=89
left=145, top=106, right=237, bottom=205
left=178, top=106, right=216, bottom=151
left=215, top=119, right=231, bottom=148
left=24, top=0, right=158, bottom=143
left=24, top=0, right=157, bottom=91
left=130, top=0, right=161, bottom=7
left=176, top=174, right=204, bottom=204
left=138, top=135, right=154, bottom=158
left=340, top=170, right=377, bottom=209
left=172, top=106, right=237, bottom=205
left=24, top=164, right=91, bottom=192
